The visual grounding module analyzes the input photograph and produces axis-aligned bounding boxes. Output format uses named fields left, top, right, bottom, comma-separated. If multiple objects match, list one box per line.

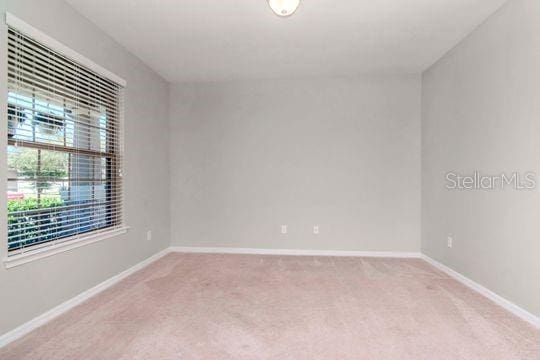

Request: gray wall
left=170, top=76, right=421, bottom=252
left=422, top=0, right=540, bottom=317
left=0, top=0, right=170, bottom=335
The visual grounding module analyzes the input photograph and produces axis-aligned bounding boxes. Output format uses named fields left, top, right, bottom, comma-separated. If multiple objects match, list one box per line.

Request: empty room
left=0, top=0, right=539, bottom=358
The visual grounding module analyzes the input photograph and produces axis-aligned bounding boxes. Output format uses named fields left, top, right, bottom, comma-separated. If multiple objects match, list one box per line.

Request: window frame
left=3, top=13, right=128, bottom=268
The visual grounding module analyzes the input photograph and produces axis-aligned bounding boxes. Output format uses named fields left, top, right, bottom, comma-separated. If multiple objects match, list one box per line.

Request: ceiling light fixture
left=267, top=0, right=300, bottom=17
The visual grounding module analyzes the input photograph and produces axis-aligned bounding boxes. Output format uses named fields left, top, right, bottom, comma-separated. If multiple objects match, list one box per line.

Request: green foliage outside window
left=8, top=198, right=65, bottom=250
left=8, top=148, right=68, bottom=196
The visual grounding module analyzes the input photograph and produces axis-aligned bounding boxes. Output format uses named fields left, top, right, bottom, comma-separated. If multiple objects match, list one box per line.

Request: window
left=6, top=20, right=125, bottom=259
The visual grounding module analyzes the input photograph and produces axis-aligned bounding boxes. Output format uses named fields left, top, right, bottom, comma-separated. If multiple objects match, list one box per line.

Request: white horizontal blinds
left=7, top=26, right=124, bottom=254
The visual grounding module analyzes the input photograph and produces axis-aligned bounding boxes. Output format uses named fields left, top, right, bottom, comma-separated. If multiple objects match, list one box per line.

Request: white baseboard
left=170, top=246, right=422, bottom=258
left=421, top=254, right=540, bottom=329
left=0, top=248, right=171, bottom=348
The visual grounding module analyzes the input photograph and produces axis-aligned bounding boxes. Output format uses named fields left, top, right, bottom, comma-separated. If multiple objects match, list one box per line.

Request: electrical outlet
left=447, top=236, right=453, bottom=248
left=313, top=225, right=319, bottom=234
left=281, top=225, right=287, bottom=234
left=147, top=230, right=152, bottom=241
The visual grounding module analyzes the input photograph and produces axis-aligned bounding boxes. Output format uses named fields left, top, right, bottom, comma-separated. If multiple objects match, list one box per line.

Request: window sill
left=3, top=226, right=130, bottom=269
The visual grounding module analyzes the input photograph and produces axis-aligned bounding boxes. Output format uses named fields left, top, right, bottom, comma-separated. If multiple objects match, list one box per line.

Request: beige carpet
left=1, top=253, right=539, bottom=359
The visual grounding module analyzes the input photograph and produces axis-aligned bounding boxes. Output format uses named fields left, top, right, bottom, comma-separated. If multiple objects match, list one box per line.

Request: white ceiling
left=65, top=0, right=508, bottom=83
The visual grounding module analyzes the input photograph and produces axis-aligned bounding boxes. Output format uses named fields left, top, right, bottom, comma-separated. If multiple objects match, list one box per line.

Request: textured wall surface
left=170, top=76, right=421, bottom=252
left=422, top=0, right=540, bottom=317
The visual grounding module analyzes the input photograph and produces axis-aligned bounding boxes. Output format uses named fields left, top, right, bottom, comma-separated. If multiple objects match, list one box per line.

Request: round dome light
left=267, top=0, right=300, bottom=17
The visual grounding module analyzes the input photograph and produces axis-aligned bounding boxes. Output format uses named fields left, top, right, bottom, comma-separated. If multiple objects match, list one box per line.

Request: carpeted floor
left=1, top=253, right=539, bottom=359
